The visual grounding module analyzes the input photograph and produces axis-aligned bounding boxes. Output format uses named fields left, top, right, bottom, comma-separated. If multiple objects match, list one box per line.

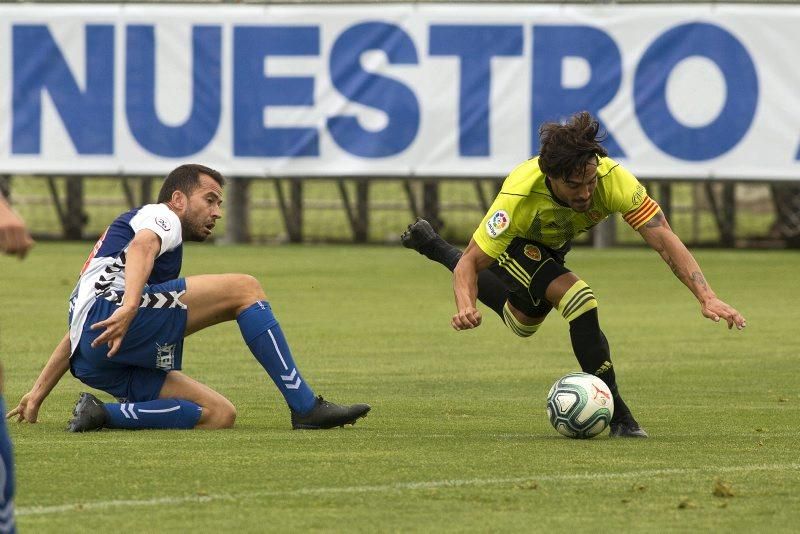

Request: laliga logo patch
left=155, top=216, right=171, bottom=232
left=523, top=244, right=541, bottom=261
left=486, top=210, right=510, bottom=238
left=588, top=209, right=603, bottom=223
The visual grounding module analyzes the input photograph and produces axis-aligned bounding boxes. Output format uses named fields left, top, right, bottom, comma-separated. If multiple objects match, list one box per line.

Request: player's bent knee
left=555, top=279, right=598, bottom=323
left=200, top=398, right=237, bottom=429
left=230, top=274, right=267, bottom=313
left=502, top=302, right=541, bottom=338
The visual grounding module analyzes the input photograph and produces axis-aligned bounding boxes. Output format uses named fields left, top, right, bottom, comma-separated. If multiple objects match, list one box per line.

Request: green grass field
left=1, top=243, right=798, bottom=532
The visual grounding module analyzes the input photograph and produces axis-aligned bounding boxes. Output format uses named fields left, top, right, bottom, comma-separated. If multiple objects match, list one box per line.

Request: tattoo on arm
left=644, top=211, right=667, bottom=228
left=690, top=271, right=708, bottom=289
left=666, top=257, right=679, bottom=276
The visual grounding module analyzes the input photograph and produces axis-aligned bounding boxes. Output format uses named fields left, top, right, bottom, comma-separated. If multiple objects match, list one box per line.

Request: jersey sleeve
left=604, top=162, right=660, bottom=230
left=472, top=167, right=532, bottom=258
left=129, top=204, right=183, bottom=255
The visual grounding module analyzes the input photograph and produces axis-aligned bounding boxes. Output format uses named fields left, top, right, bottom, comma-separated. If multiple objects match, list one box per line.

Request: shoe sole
left=292, top=407, right=371, bottom=430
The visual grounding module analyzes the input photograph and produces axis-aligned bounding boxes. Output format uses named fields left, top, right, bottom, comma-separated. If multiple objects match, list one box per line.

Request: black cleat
left=400, top=218, right=438, bottom=252
left=291, top=396, right=371, bottom=430
left=67, top=392, right=109, bottom=432
left=609, top=413, right=648, bottom=438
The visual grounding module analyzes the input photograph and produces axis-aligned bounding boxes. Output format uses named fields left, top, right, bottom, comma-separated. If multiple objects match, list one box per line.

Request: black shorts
left=488, top=238, right=571, bottom=318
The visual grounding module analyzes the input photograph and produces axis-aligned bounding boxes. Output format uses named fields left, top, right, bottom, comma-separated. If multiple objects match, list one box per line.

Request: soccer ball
left=546, top=372, right=614, bottom=439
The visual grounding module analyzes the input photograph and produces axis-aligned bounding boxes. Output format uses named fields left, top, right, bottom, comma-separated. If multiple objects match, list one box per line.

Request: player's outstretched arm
left=637, top=211, right=746, bottom=330
left=0, top=195, right=35, bottom=259
left=6, top=331, right=72, bottom=423
left=452, top=239, right=495, bottom=331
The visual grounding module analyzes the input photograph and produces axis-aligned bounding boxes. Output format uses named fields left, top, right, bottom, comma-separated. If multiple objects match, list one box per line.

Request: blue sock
left=236, top=301, right=317, bottom=414
left=103, top=398, right=202, bottom=430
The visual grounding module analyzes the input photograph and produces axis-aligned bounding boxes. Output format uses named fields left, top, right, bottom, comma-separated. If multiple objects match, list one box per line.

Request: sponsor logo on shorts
left=486, top=210, right=510, bottom=238
left=523, top=244, right=541, bottom=261
left=155, top=216, right=171, bottom=232
left=587, top=209, right=603, bottom=222
left=155, top=342, right=176, bottom=370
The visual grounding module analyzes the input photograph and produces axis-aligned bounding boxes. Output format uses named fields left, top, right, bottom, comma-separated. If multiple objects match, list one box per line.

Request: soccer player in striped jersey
left=7, top=164, right=369, bottom=432
left=402, top=111, right=745, bottom=438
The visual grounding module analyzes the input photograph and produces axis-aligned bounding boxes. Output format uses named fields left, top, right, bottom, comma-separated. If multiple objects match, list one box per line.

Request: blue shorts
left=70, top=278, right=188, bottom=403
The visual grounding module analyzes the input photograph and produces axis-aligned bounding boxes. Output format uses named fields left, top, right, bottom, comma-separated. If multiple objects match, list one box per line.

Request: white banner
left=1, top=3, right=799, bottom=179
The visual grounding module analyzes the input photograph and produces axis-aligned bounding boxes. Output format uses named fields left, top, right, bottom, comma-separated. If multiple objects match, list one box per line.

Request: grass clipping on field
left=713, top=479, right=735, bottom=498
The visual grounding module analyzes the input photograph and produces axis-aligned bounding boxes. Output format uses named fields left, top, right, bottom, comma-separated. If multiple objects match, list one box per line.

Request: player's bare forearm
left=0, top=195, right=35, bottom=259
left=451, top=240, right=494, bottom=330
left=638, top=212, right=715, bottom=302
left=638, top=211, right=745, bottom=329
left=90, top=230, right=160, bottom=355
left=17, top=331, right=72, bottom=413
left=121, top=231, right=160, bottom=308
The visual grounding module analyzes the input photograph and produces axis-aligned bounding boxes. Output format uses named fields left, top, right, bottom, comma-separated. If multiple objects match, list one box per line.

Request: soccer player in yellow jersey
left=402, top=111, right=746, bottom=438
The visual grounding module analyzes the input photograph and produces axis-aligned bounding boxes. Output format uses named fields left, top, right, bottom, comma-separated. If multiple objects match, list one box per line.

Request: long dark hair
left=538, top=111, right=608, bottom=180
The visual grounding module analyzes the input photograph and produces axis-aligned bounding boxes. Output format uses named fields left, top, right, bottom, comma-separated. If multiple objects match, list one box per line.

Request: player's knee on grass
left=502, top=302, right=541, bottom=338
left=555, top=279, right=598, bottom=323
left=200, top=397, right=237, bottom=429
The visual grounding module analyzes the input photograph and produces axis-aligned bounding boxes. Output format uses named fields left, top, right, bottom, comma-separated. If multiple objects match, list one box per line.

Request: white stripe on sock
left=137, top=406, right=182, bottom=414
left=267, top=329, right=289, bottom=371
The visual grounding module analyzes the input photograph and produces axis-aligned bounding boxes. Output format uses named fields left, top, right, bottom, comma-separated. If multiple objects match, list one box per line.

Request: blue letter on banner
left=12, top=25, right=114, bottom=154
left=126, top=26, right=221, bottom=158
left=634, top=23, right=758, bottom=161
left=531, top=25, right=624, bottom=157
left=430, top=25, right=523, bottom=157
left=328, top=22, right=419, bottom=158
left=233, top=26, right=319, bottom=157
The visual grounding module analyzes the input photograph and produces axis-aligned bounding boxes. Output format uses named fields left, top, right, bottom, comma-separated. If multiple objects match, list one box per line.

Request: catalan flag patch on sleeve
left=623, top=196, right=660, bottom=230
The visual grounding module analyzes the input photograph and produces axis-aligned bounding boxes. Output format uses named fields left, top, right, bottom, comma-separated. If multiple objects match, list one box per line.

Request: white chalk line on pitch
left=16, top=462, right=800, bottom=517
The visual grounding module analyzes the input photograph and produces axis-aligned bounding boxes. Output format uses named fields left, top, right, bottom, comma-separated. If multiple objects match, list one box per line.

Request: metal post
left=0, top=175, right=10, bottom=199
left=422, top=179, right=441, bottom=231
left=354, top=180, right=369, bottom=242
left=658, top=182, right=672, bottom=221
left=224, top=177, right=250, bottom=244
left=721, top=183, right=736, bottom=247
left=141, top=176, right=154, bottom=205
left=65, top=176, right=85, bottom=240
left=592, top=217, right=616, bottom=248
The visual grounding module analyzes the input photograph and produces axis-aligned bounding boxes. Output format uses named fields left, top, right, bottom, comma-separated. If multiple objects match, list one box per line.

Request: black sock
left=568, top=309, right=632, bottom=422
left=420, top=242, right=508, bottom=319
left=418, top=237, right=462, bottom=271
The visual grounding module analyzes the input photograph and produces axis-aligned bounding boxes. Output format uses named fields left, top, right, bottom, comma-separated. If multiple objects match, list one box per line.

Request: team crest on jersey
left=523, top=244, right=541, bottom=261
left=486, top=210, right=510, bottom=238
left=155, top=216, right=171, bottom=232
left=155, top=343, right=176, bottom=370
left=587, top=209, right=603, bottom=222
left=632, top=184, right=645, bottom=207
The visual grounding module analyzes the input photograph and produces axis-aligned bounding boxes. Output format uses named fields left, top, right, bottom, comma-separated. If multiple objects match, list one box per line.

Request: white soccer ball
left=546, top=372, right=614, bottom=439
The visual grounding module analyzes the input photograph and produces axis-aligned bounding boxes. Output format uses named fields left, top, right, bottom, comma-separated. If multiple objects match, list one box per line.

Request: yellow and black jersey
left=473, top=157, right=659, bottom=258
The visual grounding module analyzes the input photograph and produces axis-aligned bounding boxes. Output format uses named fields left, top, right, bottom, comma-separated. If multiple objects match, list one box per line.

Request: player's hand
left=701, top=297, right=746, bottom=330
left=91, top=305, right=138, bottom=357
left=0, top=208, right=35, bottom=259
left=6, top=392, right=42, bottom=423
left=452, top=306, right=482, bottom=331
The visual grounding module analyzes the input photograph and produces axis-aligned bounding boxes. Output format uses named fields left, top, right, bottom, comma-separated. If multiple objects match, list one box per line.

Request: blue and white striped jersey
left=68, top=203, right=183, bottom=355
